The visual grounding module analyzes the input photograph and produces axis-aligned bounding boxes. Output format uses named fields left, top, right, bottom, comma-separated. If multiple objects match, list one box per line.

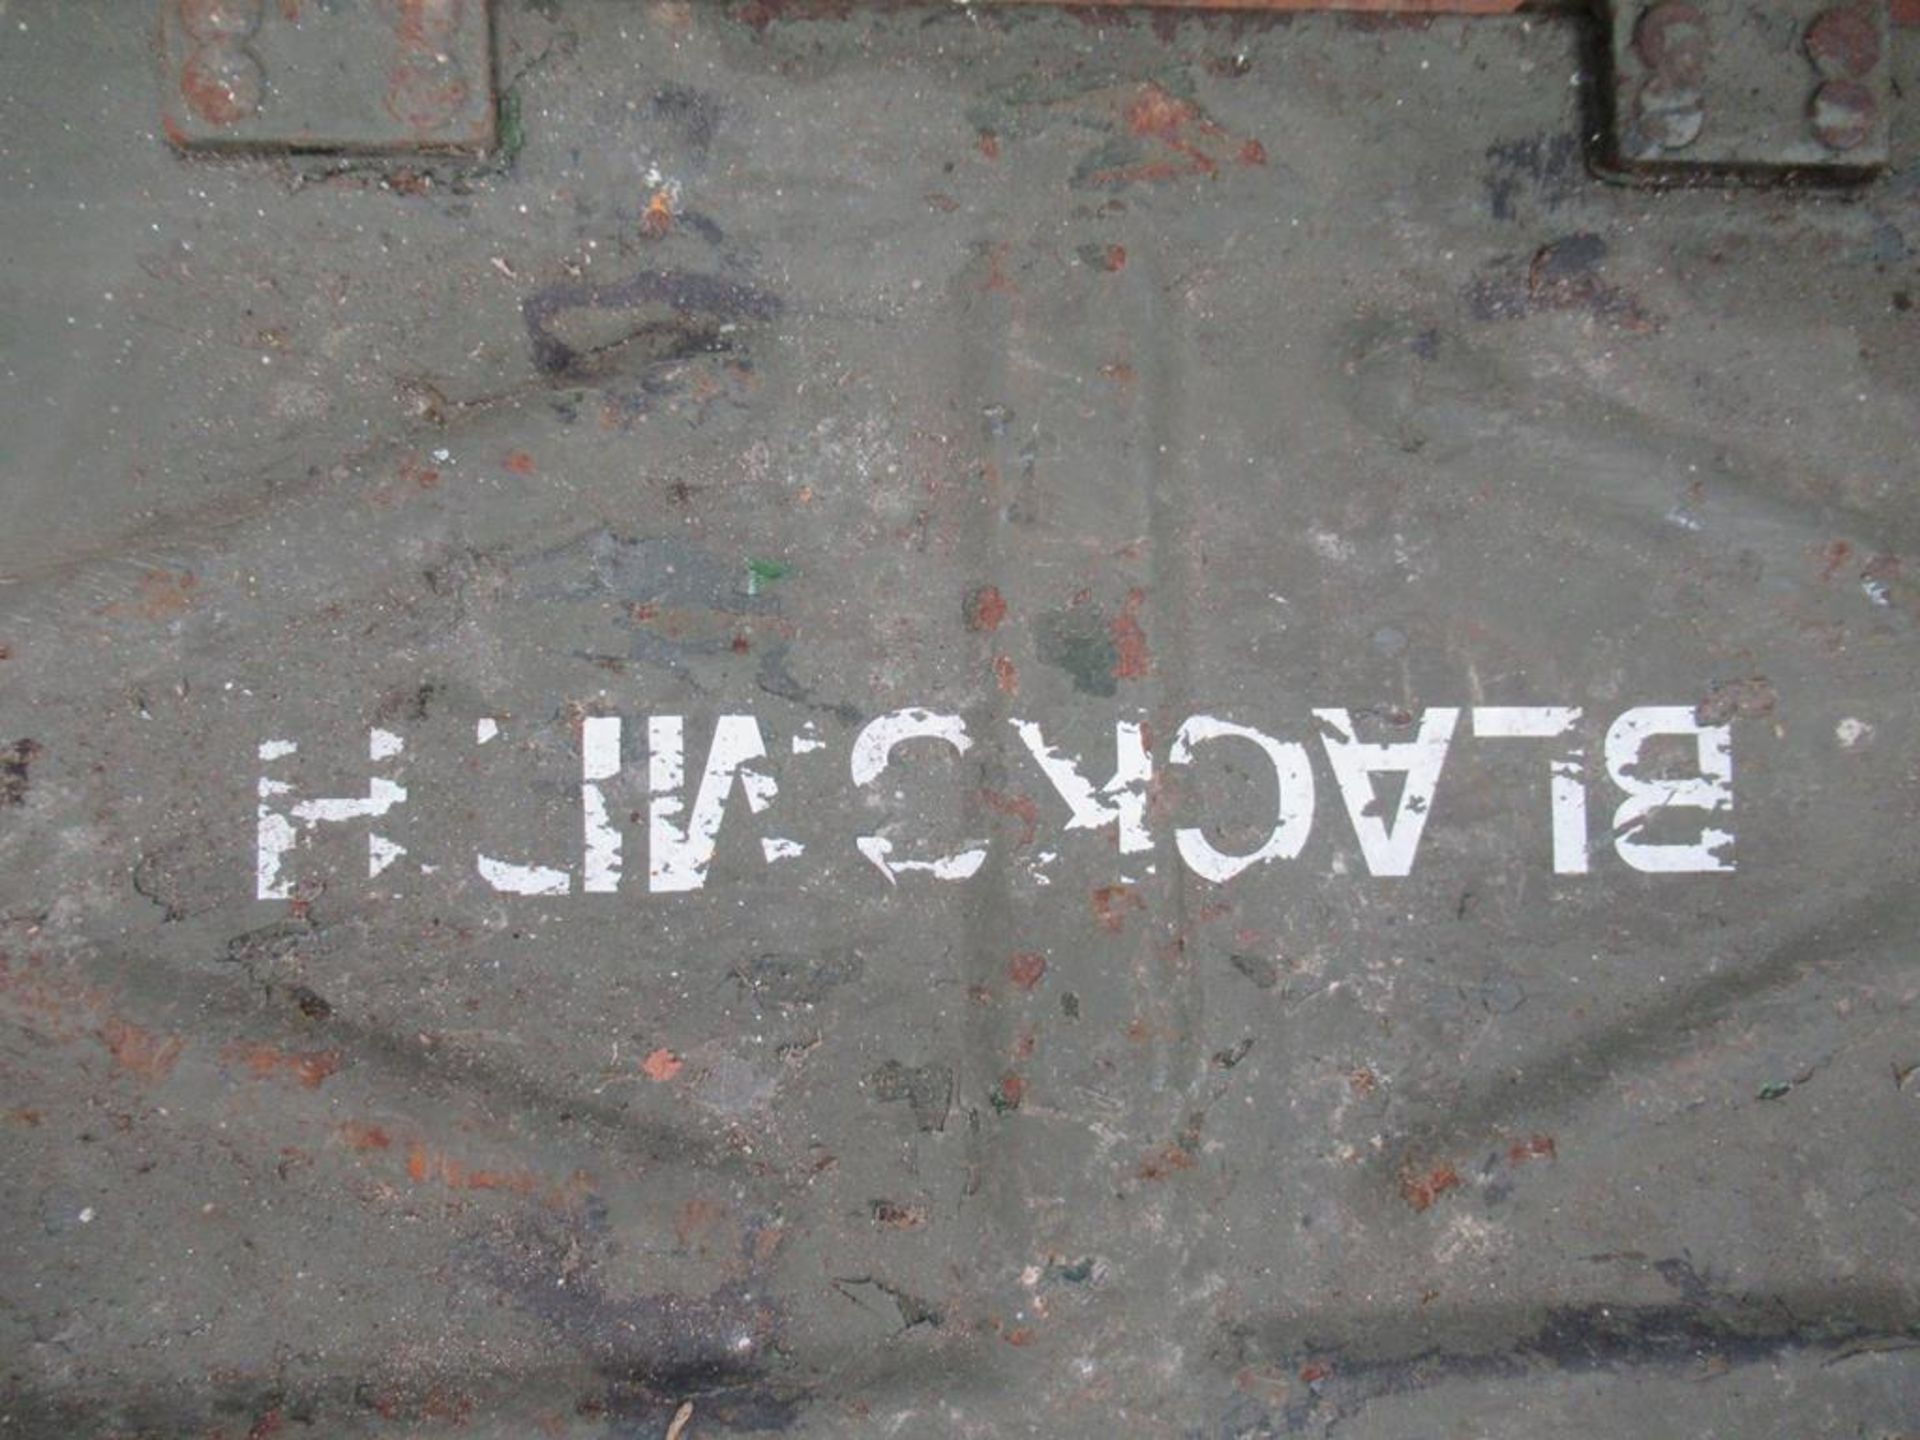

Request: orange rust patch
left=993, top=655, right=1020, bottom=696
left=336, top=1121, right=392, bottom=1152
left=966, top=584, right=1009, bottom=632
left=503, top=450, right=537, bottom=475
left=1008, top=952, right=1048, bottom=991
left=1110, top=588, right=1151, bottom=681
left=1507, top=1133, right=1557, bottom=1165
left=641, top=1046, right=683, bottom=1082
left=104, top=570, right=199, bottom=622
left=1400, top=1161, right=1462, bottom=1212
left=223, top=1041, right=342, bottom=1089
left=641, top=187, right=676, bottom=239
left=1091, top=884, right=1143, bottom=933
left=983, top=242, right=1020, bottom=296
left=980, top=787, right=1038, bottom=846
left=100, top=1017, right=186, bottom=1083
left=1138, top=1142, right=1197, bottom=1180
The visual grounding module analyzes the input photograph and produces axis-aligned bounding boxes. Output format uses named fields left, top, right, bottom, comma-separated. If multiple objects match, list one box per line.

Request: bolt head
left=1805, top=6, right=1882, bottom=80
left=1635, top=76, right=1706, bottom=152
left=1810, top=77, right=1877, bottom=152
left=1634, top=2, right=1711, bottom=86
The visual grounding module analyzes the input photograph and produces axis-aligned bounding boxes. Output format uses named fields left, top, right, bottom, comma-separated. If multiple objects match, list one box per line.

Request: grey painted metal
left=3, top=4, right=1919, bottom=1438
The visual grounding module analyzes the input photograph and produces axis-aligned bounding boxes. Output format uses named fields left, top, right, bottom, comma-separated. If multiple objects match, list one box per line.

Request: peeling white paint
left=1314, top=708, right=1458, bottom=877
left=1167, top=715, right=1314, bottom=882
left=649, top=715, right=776, bottom=893
left=1010, top=718, right=1152, bottom=855
left=1604, top=706, right=1733, bottom=872
left=1471, top=706, right=1588, bottom=874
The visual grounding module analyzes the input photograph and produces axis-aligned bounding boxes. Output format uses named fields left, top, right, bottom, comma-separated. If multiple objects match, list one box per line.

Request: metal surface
left=1606, top=0, right=1893, bottom=174
left=158, top=0, right=495, bottom=154
left=4, top=3, right=1920, bottom=1437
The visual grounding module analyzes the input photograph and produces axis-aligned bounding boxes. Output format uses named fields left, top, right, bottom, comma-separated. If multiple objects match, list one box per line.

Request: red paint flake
left=503, top=450, right=537, bottom=475
left=641, top=187, right=675, bottom=239
left=993, top=1072, right=1026, bottom=1109
left=730, top=633, right=752, bottom=654
left=1091, top=884, right=1142, bottom=933
left=246, top=1409, right=284, bottom=1440
left=641, top=1047, right=683, bottom=1082
left=980, top=787, right=1038, bottom=846
left=1125, top=83, right=1204, bottom=142
left=1110, top=588, right=1151, bottom=681
left=1818, top=538, right=1854, bottom=580
left=399, top=454, right=441, bottom=490
left=1008, top=952, right=1048, bottom=991
left=966, top=584, right=1009, bottom=632
left=223, top=1041, right=342, bottom=1089
left=983, top=242, right=1020, bottom=296
left=1138, top=1143, right=1197, bottom=1180
left=1508, top=1134, right=1557, bottom=1165
left=336, top=1121, right=392, bottom=1151
left=1239, top=139, right=1268, bottom=166
left=993, top=654, right=1020, bottom=696
left=1299, top=1361, right=1332, bottom=1385
left=1004, top=1326, right=1036, bottom=1346
left=100, top=1017, right=185, bottom=1083
left=978, top=131, right=1001, bottom=160
left=1104, top=245, right=1128, bottom=272
left=1400, top=1162, right=1462, bottom=1212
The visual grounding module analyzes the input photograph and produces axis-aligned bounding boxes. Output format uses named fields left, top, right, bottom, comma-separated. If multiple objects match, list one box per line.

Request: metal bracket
left=1605, top=0, right=1891, bottom=177
left=159, top=0, right=495, bottom=155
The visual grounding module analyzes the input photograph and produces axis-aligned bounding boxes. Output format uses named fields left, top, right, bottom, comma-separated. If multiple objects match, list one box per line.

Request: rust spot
left=1508, top=1133, right=1557, bottom=1165
left=641, top=1046, right=683, bottom=1082
left=1091, top=884, right=1142, bottom=933
left=983, top=242, right=1020, bottom=296
left=1138, top=1142, right=1197, bottom=1180
left=1348, top=1067, right=1379, bottom=1096
left=1240, top=138, right=1269, bottom=165
left=100, top=1017, right=185, bottom=1083
left=1004, top=1326, right=1037, bottom=1346
left=104, top=570, right=199, bottom=622
left=641, top=187, right=676, bottom=239
left=222, top=1041, right=342, bottom=1089
left=1400, top=1161, right=1463, bottom=1212
left=336, top=1121, right=393, bottom=1151
left=400, top=453, right=441, bottom=490
left=965, top=584, right=1009, bottom=632
left=993, top=654, right=1020, bottom=696
left=1299, top=1361, right=1333, bottom=1385
left=1110, top=587, right=1151, bottom=682
left=1008, top=952, right=1048, bottom=991
left=991, top=1072, right=1026, bottom=1112
left=978, top=130, right=1001, bottom=159
left=1104, top=244, right=1128, bottom=271
left=980, top=787, right=1039, bottom=846
left=503, top=449, right=537, bottom=475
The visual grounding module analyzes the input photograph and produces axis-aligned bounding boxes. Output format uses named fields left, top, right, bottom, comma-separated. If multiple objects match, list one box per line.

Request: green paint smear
left=746, top=558, right=791, bottom=596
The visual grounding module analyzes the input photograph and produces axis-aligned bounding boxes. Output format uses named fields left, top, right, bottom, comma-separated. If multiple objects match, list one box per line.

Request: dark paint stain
left=1, top=739, right=40, bottom=806
left=522, top=269, right=781, bottom=377
left=869, top=1059, right=953, bottom=1133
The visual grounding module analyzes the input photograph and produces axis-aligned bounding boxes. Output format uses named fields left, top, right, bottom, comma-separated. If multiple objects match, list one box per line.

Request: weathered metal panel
left=2, top=3, right=1919, bottom=1438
